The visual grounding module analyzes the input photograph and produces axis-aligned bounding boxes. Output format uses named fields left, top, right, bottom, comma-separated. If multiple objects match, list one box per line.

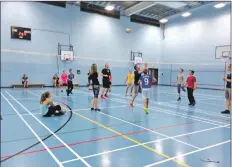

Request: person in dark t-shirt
left=89, top=64, right=100, bottom=111
left=22, top=74, right=28, bottom=88
left=66, top=69, right=74, bottom=96
left=222, top=64, right=231, bottom=114
left=53, top=74, right=60, bottom=88
left=130, top=63, right=148, bottom=107
left=101, top=63, right=111, bottom=99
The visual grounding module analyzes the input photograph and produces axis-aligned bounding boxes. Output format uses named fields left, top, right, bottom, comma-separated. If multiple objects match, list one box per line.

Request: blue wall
left=159, top=2, right=230, bottom=89
left=1, top=2, right=161, bottom=87
left=1, top=2, right=231, bottom=89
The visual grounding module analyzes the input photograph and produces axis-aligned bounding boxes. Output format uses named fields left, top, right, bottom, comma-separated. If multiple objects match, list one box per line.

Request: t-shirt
left=226, top=73, right=231, bottom=88
left=90, top=72, right=99, bottom=85
left=186, top=75, right=196, bottom=89
left=177, top=73, right=184, bottom=84
left=61, top=74, right=68, bottom=83
left=22, top=76, right=28, bottom=81
left=127, top=73, right=134, bottom=84
left=102, top=68, right=111, bottom=82
left=53, top=76, right=59, bottom=80
left=140, top=74, right=152, bottom=89
left=68, top=73, right=74, bottom=82
left=134, top=71, right=141, bottom=85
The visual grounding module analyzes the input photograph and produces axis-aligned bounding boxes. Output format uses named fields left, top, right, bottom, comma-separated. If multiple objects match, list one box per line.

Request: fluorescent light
left=105, top=5, right=114, bottom=11
left=182, top=12, right=191, bottom=17
left=214, top=3, right=226, bottom=8
left=159, top=19, right=168, bottom=23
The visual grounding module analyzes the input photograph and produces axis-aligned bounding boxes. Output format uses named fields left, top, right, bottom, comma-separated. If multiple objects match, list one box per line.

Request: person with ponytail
left=40, top=91, right=65, bottom=117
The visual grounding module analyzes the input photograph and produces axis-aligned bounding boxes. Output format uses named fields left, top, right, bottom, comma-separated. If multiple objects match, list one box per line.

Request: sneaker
left=144, top=108, right=148, bottom=114
left=105, top=94, right=109, bottom=98
left=130, top=103, right=133, bottom=107
left=188, top=103, right=192, bottom=105
left=91, top=108, right=94, bottom=111
left=221, top=110, right=230, bottom=114
left=70, top=92, right=73, bottom=94
left=95, top=108, right=100, bottom=111
left=177, top=97, right=181, bottom=101
left=192, top=102, right=196, bottom=106
left=66, top=90, right=69, bottom=96
left=101, top=95, right=105, bottom=99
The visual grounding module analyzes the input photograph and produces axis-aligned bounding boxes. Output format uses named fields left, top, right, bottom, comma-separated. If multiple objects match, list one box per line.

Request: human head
left=227, top=64, right=231, bottom=72
left=134, top=64, right=140, bottom=71
left=40, top=91, right=51, bottom=103
left=129, top=69, right=132, bottom=74
left=180, top=68, right=184, bottom=73
left=63, top=70, right=66, bottom=74
left=91, top=64, right=98, bottom=73
left=69, top=69, right=72, bottom=74
left=144, top=69, right=148, bottom=74
left=189, top=70, right=194, bottom=75
left=55, top=74, right=58, bottom=77
left=105, top=63, right=109, bottom=69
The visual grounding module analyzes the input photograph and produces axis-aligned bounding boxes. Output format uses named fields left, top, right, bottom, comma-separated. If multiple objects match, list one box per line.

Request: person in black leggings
left=66, top=69, right=74, bottom=96
left=40, top=91, right=65, bottom=117
left=89, top=64, right=100, bottom=111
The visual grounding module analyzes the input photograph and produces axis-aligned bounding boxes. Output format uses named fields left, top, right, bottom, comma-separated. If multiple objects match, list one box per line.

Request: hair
left=144, top=69, right=148, bottom=74
left=180, top=68, right=184, bottom=72
left=190, top=70, right=195, bottom=75
left=69, top=69, right=72, bottom=72
left=40, top=91, right=50, bottom=104
left=91, top=64, right=98, bottom=74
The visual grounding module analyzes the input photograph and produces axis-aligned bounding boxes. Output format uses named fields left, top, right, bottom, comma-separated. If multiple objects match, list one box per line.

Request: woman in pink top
left=61, top=70, right=68, bottom=92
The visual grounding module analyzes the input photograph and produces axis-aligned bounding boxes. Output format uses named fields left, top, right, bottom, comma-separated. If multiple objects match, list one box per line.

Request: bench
left=12, top=84, right=45, bottom=88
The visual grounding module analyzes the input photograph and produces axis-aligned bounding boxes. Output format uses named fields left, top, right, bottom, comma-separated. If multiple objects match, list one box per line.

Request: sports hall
left=1, top=1, right=231, bottom=167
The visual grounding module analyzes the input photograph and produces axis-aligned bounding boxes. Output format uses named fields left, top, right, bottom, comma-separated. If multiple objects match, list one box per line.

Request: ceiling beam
left=124, top=2, right=157, bottom=16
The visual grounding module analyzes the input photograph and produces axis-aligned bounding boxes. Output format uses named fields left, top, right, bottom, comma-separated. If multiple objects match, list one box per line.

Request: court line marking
left=73, top=89, right=230, bottom=128
left=144, top=140, right=231, bottom=167
left=61, top=124, right=229, bottom=164
left=1, top=93, right=63, bottom=167
left=1, top=121, right=198, bottom=158
left=98, top=110, right=201, bottom=149
left=111, top=92, right=229, bottom=119
left=110, top=96, right=230, bottom=128
left=5, top=91, right=91, bottom=167
left=72, top=111, right=190, bottom=167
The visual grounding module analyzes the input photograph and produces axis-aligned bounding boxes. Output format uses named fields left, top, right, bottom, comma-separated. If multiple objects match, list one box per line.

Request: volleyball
left=126, top=28, right=131, bottom=33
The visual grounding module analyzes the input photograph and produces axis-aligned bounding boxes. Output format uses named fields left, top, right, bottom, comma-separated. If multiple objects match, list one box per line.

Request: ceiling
left=68, top=1, right=211, bottom=20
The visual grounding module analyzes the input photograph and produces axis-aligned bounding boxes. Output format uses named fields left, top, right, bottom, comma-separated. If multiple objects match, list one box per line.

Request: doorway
left=148, top=68, right=158, bottom=85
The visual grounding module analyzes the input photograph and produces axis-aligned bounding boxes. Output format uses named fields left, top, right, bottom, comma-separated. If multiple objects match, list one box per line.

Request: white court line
left=112, top=97, right=230, bottom=128
left=74, top=90, right=201, bottom=149
left=61, top=124, right=229, bottom=164
left=112, top=92, right=229, bottom=119
left=5, top=91, right=91, bottom=167
left=73, top=89, right=230, bottom=128
left=110, top=93, right=229, bottom=126
left=144, top=140, right=231, bottom=167
left=154, top=101, right=229, bottom=119
left=1, top=93, right=63, bottom=167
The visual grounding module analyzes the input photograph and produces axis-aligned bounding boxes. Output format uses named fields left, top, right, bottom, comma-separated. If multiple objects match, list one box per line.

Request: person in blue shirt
left=40, top=91, right=65, bottom=117
left=66, top=69, right=74, bottom=96
left=139, top=69, right=157, bottom=114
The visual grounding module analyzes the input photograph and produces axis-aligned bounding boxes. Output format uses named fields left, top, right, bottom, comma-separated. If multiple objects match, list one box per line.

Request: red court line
left=1, top=121, right=199, bottom=159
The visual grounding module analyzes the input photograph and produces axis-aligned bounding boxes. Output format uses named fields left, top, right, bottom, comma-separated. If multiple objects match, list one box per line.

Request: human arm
left=223, top=77, right=231, bottom=82
left=138, top=63, right=148, bottom=74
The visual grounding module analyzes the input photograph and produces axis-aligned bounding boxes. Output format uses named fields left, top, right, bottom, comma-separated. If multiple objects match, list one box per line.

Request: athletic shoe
left=70, top=92, right=73, bottom=94
left=105, top=94, right=109, bottom=98
left=130, top=103, right=133, bottom=107
left=61, top=90, right=63, bottom=92
left=177, top=97, right=181, bottom=101
left=188, top=103, right=192, bottom=105
left=144, top=108, right=148, bottom=114
left=95, top=108, right=100, bottom=111
left=66, top=90, right=69, bottom=96
left=192, top=102, right=196, bottom=106
left=101, top=95, right=105, bottom=99
left=221, top=110, right=230, bottom=114
left=91, top=108, right=94, bottom=111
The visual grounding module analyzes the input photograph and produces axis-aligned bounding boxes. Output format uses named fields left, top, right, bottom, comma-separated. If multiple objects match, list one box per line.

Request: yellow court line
left=73, top=112, right=190, bottom=167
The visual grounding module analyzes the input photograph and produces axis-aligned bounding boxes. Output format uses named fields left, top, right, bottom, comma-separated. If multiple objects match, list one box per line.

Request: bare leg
left=226, top=99, right=231, bottom=110
left=130, top=85, right=134, bottom=96
left=125, top=85, right=129, bottom=95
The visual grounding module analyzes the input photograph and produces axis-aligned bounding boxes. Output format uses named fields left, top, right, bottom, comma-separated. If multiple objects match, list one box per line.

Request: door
left=148, top=68, right=158, bottom=85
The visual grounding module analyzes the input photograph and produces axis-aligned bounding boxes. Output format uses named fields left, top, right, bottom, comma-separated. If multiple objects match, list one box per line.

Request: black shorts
left=103, top=80, right=110, bottom=88
left=92, top=85, right=100, bottom=98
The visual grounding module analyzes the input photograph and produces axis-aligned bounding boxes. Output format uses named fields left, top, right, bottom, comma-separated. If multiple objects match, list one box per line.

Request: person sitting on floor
left=53, top=74, right=60, bottom=88
left=40, top=91, right=65, bottom=117
left=22, top=74, right=28, bottom=88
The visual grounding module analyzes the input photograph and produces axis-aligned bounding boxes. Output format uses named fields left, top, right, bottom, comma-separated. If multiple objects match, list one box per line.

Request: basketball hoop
left=220, top=56, right=228, bottom=63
